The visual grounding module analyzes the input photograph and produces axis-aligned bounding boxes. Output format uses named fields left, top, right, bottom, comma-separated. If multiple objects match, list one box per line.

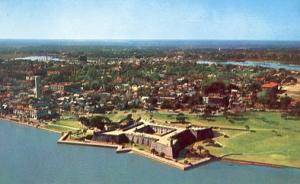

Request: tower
left=34, top=76, right=42, bottom=98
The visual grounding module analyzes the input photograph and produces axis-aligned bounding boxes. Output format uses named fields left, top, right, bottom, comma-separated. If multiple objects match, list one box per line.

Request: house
left=49, top=82, right=81, bottom=94
left=13, top=104, right=49, bottom=120
left=47, top=70, right=62, bottom=76
left=262, top=82, right=279, bottom=91
left=203, top=94, right=229, bottom=107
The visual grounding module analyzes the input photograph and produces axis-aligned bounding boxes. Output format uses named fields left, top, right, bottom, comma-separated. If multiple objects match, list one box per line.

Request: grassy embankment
left=41, top=114, right=83, bottom=133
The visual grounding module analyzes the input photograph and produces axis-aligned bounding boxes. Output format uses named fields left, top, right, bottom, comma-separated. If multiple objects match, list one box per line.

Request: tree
left=89, top=116, right=112, bottom=129
left=280, top=94, right=292, bottom=110
left=161, top=100, right=173, bottom=109
left=204, top=81, right=227, bottom=95
left=159, top=152, right=165, bottom=158
left=176, top=113, right=187, bottom=123
left=203, top=107, right=212, bottom=119
left=86, top=67, right=98, bottom=80
left=188, top=94, right=203, bottom=106
left=47, top=74, right=68, bottom=83
left=287, top=102, right=300, bottom=117
left=125, top=114, right=133, bottom=121
left=148, top=97, right=158, bottom=106
left=203, top=149, right=210, bottom=157
left=150, top=148, right=157, bottom=155
left=119, top=114, right=134, bottom=127
left=78, top=117, right=89, bottom=127
left=91, top=80, right=100, bottom=90
left=197, top=145, right=204, bottom=154
left=248, top=81, right=262, bottom=92
left=257, top=90, right=270, bottom=107
left=181, top=95, right=190, bottom=104
left=184, top=160, right=189, bottom=164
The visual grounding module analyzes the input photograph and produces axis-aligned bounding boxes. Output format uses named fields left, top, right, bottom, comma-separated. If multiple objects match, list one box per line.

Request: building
left=34, top=76, right=42, bottom=98
left=49, top=82, right=81, bottom=94
left=203, top=94, right=229, bottom=107
left=262, top=82, right=279, bottom=91
left=92, top=120, right=214, bottom=159
left=13, top=104, right=49, bottom=120
left=47, top=70, right=62, bottom=76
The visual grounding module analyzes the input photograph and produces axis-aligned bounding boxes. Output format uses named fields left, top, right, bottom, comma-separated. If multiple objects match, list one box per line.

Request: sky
left=0, top=0, right=299, bottom=40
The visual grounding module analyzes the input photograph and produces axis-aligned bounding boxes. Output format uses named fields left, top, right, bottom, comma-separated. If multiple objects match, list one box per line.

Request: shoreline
left=221, top=158, right=300, bottom=170
left=0, top=117, right=61, bottom=134
left=1, top=117, right=299, bottom=170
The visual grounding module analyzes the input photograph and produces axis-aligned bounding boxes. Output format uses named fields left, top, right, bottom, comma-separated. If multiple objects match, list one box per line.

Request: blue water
left=15, top=56, right=63, bottom=62
left=197, top=60, right=300, bottom=71
left=0, top=120, right=299, bottom=184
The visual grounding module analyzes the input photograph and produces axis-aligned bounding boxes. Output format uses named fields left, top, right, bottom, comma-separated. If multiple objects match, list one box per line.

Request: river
left=197, top=60, right=300, bottom=71
left=0, top=120, right=299, bottom=184
left=15, top=56, right=63, bottom=62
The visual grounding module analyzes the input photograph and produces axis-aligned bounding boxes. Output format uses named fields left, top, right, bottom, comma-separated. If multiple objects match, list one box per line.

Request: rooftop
left=102, top=119, right=187, bottom=145
left=262, top=82, right=279, bottom=89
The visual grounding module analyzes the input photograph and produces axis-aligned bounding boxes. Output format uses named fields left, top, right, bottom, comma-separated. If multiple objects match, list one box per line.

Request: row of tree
left=78, top=116, right=112, bottom=129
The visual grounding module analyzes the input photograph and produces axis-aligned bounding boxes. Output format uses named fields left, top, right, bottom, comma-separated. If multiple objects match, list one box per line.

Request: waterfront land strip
left=2, top=109, right=300, bottom=169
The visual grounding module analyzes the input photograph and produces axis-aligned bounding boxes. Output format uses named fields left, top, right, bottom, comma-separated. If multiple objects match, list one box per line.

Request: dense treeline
left=1, top=42, right=300, bottom=64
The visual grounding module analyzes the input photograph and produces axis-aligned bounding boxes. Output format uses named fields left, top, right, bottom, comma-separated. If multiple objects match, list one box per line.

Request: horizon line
left=0, top=38, right=300, bottom=42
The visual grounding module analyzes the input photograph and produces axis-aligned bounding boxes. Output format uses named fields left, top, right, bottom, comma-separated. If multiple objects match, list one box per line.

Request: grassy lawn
left=151, top=111, right=300, bottom=132
left=69, top=129, right=94, bottom=140
left=133, top=143, right=151, bottom=152
left=207, top=129, right=300, bottom=168
left=42, top=124, right=76, bottom=133
left=41, top=118, right=83, bottom=133
left=104, top=110, right=300, bottom=131
left=53, top=119, right=83, bottom=129
left=104, top=109, right=158, bottom=122
left=103, top=110, right=300, bottom=167
left=104, top=111, right=129, bottom=122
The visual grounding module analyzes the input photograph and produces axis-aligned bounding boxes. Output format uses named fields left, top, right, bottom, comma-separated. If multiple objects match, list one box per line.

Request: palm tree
left=203, top=149, right=210, bottom=157
left=150, top=148, right=156, bottom=155
left=197, top=145, right=204, bottom=154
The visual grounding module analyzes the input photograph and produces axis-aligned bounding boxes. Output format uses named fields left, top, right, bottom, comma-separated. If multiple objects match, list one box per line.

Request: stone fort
left=92, top=120, right=214, bottom=159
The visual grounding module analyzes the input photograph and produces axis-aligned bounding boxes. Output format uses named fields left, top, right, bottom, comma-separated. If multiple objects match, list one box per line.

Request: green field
left=41, top=118, right=82, bottom=133
left=207, top=129, right=300, bottom=168
left=102, top=110, right=300, bottom=168
left=53, top=119, right=83, bottom=129
left=103, top=110, right=300, bottom=130
left=103, top=111, right=129, bottom=122
left=42, top=124, right=75, bottom=133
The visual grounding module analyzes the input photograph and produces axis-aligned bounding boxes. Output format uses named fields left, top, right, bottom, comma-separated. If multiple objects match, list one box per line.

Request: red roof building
left=262, top=82, right=279, bottom=90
